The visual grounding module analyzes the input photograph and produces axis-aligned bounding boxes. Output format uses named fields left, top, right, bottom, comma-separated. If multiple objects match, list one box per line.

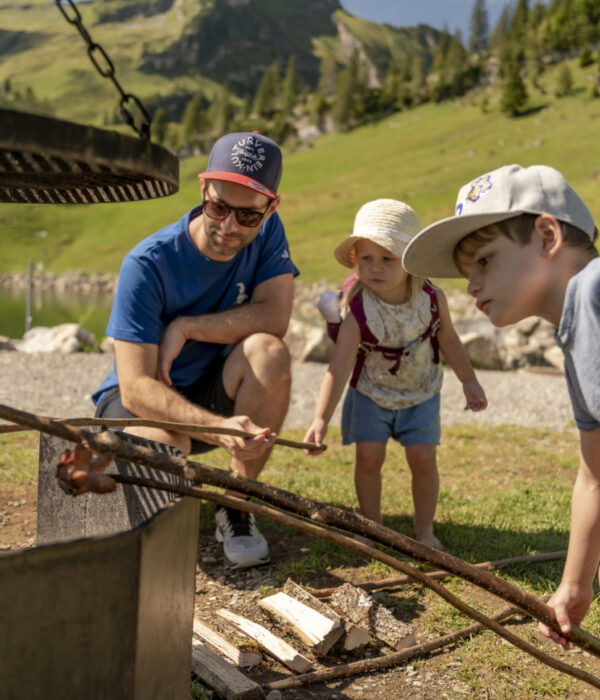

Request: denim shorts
left=341, top=387, right=441, bottom=447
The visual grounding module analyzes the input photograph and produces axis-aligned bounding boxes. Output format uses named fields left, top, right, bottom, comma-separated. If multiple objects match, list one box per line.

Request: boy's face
left=461, top=232, right=550, bottom=327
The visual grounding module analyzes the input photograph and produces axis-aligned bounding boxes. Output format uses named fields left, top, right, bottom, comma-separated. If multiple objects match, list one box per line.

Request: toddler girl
left=304, top=199, right=487, bottom=548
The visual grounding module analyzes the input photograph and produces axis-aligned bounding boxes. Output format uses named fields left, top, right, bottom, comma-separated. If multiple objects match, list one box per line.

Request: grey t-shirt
left=556, top=256, right=600, bottom=431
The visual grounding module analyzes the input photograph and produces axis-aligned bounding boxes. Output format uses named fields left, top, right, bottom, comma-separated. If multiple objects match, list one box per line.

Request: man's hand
left=211, top=415, right=277, bottom=460
left=158, top=318, right=188, bottom=386
left=538, top=581, right=594, bottom=650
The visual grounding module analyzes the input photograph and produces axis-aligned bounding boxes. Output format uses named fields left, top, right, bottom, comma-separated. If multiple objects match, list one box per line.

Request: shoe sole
left=215, top=527, right=271, bottom=569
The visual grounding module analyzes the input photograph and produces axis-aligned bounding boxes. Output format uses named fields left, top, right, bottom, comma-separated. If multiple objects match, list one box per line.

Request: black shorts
left=95, top=356, right=235, bottom=454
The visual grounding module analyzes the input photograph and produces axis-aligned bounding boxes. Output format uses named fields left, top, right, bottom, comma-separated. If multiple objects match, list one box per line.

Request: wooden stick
left=0, top=401, right=598, bottom=657
left=0, top=415, right=325, bottom=452
left=308, top=550, right=568, bottom=597
left=109, top=473, right=600, bottom=692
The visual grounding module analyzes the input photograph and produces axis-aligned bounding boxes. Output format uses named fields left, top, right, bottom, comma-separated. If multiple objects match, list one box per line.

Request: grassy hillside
left=2, top=57, right=600, bottom=286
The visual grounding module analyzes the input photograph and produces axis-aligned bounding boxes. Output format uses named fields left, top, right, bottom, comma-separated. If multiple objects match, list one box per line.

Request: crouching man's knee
left=241, top=333, right=291, bottom=386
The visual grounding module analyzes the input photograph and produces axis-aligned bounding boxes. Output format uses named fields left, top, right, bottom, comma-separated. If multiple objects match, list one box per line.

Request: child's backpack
left=320, top=274, right=441, bottom=389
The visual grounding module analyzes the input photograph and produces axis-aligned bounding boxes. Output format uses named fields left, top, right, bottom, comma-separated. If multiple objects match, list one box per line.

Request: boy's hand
left=538, top=581, right=594, bottom=650
left=462, top=378, right=487, bottom=411
left=303, top=419, right=328, bottom=455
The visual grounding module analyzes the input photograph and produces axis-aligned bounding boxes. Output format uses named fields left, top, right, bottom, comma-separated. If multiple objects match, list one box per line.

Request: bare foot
left=416, top=531, right=443, bottom=550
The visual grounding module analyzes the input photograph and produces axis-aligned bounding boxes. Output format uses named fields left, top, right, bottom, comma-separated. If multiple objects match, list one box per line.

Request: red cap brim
left=198, top=170, right=277, bottom=198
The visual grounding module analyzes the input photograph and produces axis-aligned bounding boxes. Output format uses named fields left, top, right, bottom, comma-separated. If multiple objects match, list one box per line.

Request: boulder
left=17, top=324, right=97, bottom=354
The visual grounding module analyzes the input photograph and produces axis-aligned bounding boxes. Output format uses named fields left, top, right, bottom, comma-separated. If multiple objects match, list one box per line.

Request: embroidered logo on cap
left=466, top=174, right=492, bottom=202
left=231, top=135, right=266, bottom=175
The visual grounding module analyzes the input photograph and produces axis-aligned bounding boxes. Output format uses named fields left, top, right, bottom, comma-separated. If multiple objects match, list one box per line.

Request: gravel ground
left=0, top=351, right=574, bottom=430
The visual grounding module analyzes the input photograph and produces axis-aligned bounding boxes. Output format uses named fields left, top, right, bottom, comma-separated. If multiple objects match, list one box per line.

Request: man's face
left=199, top=180, right=276, bottom=261
left=463, top=232, right=549, bottom=327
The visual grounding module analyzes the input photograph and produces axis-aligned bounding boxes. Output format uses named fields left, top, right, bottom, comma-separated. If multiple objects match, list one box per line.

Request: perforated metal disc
left=0, top=108, right=179, bottom=204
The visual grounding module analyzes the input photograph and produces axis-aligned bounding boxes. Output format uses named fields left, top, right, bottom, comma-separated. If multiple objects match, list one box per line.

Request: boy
left=402, top=164, right=599, bottom=649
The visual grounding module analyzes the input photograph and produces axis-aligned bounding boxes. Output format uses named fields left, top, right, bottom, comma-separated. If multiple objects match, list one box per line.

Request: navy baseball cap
left=198, top=131, right=282, bottom=198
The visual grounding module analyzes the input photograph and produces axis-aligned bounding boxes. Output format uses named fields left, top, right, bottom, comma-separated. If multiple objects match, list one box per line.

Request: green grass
left=2, top=421, right=599, bottom=696
left=2, top=56, right=600, bottom=292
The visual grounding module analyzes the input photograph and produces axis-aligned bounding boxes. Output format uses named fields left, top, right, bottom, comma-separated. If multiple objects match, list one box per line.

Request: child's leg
left=404, top=443, right=441, bottom=549
left=355, top=441, right=387, bottom=524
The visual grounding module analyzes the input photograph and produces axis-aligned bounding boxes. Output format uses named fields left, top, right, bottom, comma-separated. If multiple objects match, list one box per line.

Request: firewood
left=193, top=618, right=261, bottom=668
left=259, top=591, right=344, bottom=657
left=282, top=578, right=371, bottom=651
left=217, top=608, right=312, bottom=673
left=191, top=641, right=265, bottom=700
left=329, top=583, right=415, bottom=650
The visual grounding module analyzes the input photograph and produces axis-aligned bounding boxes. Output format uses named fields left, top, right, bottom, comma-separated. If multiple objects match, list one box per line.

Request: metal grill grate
left=0, top=108, right=179, bottom=204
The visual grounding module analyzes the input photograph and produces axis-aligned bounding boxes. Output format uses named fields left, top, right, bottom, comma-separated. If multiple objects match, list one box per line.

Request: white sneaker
left=214, top=506, right=271, bottom=568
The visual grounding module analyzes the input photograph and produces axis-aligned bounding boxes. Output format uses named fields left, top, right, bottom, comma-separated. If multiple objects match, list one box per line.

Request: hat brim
left=334, top=236, right=359, bottom=268
left=198, top=170, right=277, bottom=198
left=402, top=210, right=525, bottom=278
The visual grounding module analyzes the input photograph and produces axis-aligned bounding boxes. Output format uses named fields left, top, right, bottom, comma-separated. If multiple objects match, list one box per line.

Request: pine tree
left=333, top=51, right=362, bottom=130
left=152, top=107, right=167, bottom=144
left=318, top=53, right=337, bottom=97
left=181, top=94, right=206, bottom=144
left=469, top=0, right=489, bottom=55
left=281, top=55, right=299, bottom=114
left=253, top=62, right=281, bottom=117
left=500, top=57, right=528, bottom=115
left=210, top=82, right=231, bottom=135
left=555, top=62, right=574, bottom=97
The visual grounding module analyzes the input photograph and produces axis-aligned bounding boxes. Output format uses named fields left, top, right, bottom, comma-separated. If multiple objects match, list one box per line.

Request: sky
left=339, top=0, right=509, bottom=38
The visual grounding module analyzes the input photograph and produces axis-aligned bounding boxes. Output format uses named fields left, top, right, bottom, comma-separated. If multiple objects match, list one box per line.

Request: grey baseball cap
left=198, top=131, right=282, bottom=198
left=403, top=164, right=596, bottom=278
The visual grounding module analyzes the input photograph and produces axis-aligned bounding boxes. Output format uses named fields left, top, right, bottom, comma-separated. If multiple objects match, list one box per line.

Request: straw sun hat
left=334, top=199, right=422, bottom=268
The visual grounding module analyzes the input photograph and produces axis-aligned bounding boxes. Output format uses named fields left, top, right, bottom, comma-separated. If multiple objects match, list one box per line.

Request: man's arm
left=540, top=426, right=600, bottom=648
left=116, top=339, right=275, bottom=459
left=158, top=273, right=294, bottom=385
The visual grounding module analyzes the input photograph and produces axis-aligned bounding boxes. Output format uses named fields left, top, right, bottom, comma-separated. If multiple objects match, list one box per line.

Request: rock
left=0, top=335, right=17, bottom=351
left=100, top=336, right=115, bottom=354
left=16, top=323, right=97, bottom=353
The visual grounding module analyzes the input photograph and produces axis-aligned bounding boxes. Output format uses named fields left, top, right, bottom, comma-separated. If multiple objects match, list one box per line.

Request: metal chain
left=55, top=0, right=152, bottom=140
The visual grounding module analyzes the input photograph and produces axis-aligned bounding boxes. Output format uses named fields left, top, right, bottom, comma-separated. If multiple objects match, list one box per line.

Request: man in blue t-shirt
left=93, top=132, right=298, bottom=568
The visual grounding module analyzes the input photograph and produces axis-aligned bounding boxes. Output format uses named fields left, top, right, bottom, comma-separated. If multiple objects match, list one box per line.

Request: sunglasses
left=202, top=194, right=272, bottom=228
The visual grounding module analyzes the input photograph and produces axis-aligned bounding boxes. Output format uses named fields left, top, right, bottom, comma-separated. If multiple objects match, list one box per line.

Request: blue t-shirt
left=556, top=256, right=600, bottom=431
left=93, top=205, right=298, bottom=404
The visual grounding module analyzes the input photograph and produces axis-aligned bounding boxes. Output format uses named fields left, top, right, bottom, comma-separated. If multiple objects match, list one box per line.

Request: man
left=92, top=131, right=298, bottom=568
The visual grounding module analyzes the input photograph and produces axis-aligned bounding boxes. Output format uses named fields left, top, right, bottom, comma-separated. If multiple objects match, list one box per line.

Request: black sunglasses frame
left=202, top=194, right=272, bottom=228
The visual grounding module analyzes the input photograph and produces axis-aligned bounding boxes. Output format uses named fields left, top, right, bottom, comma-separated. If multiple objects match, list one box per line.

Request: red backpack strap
left=348, top=292, right=378, bottom=388
left=325, top=273, right=360, bottom=343
left=422, top=282, right=441, bottom=364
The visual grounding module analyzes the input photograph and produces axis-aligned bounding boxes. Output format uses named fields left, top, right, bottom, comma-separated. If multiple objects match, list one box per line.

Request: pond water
left=0, top=287, right=114, bottom=342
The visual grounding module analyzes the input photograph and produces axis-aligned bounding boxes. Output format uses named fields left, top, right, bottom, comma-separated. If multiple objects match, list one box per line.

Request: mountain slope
left=0, top=0, right=442, bottom=123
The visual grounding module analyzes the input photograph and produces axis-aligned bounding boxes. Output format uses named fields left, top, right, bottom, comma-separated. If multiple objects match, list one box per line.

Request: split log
left=258, top=592, right=344, bottom=657
left=191, top=641, right=264, bottom=700
left=328, top=583, right=415, bottom=650
left=100, top=473, right=600, bottom=691
left=283, top=579, right=371, bottom=651
left=217, top=608, right=312, bottom=673
left=193, top=618, right=261, bottom=668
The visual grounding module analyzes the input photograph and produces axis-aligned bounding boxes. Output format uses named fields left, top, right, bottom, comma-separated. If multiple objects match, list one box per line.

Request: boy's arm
left=303, top=313, right=361, bottom=452
left=158, top=273, right=294, bottom=385
left=540, top=426, right=600, bottom=649
left=435, top=287, right=487, bottom=411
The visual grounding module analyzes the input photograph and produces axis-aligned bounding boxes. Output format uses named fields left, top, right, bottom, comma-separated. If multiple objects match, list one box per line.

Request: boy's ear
left=534, top=214, right=563, bottom=259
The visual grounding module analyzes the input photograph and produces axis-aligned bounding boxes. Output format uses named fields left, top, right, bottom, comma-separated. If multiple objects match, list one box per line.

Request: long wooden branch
left=1, top=401, right=598, bottom=657
left=308, top=550, right=568, bottom=597
left=110, top=473, right=600, bottom=692
left=0, top=415, right=324, bottom=451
